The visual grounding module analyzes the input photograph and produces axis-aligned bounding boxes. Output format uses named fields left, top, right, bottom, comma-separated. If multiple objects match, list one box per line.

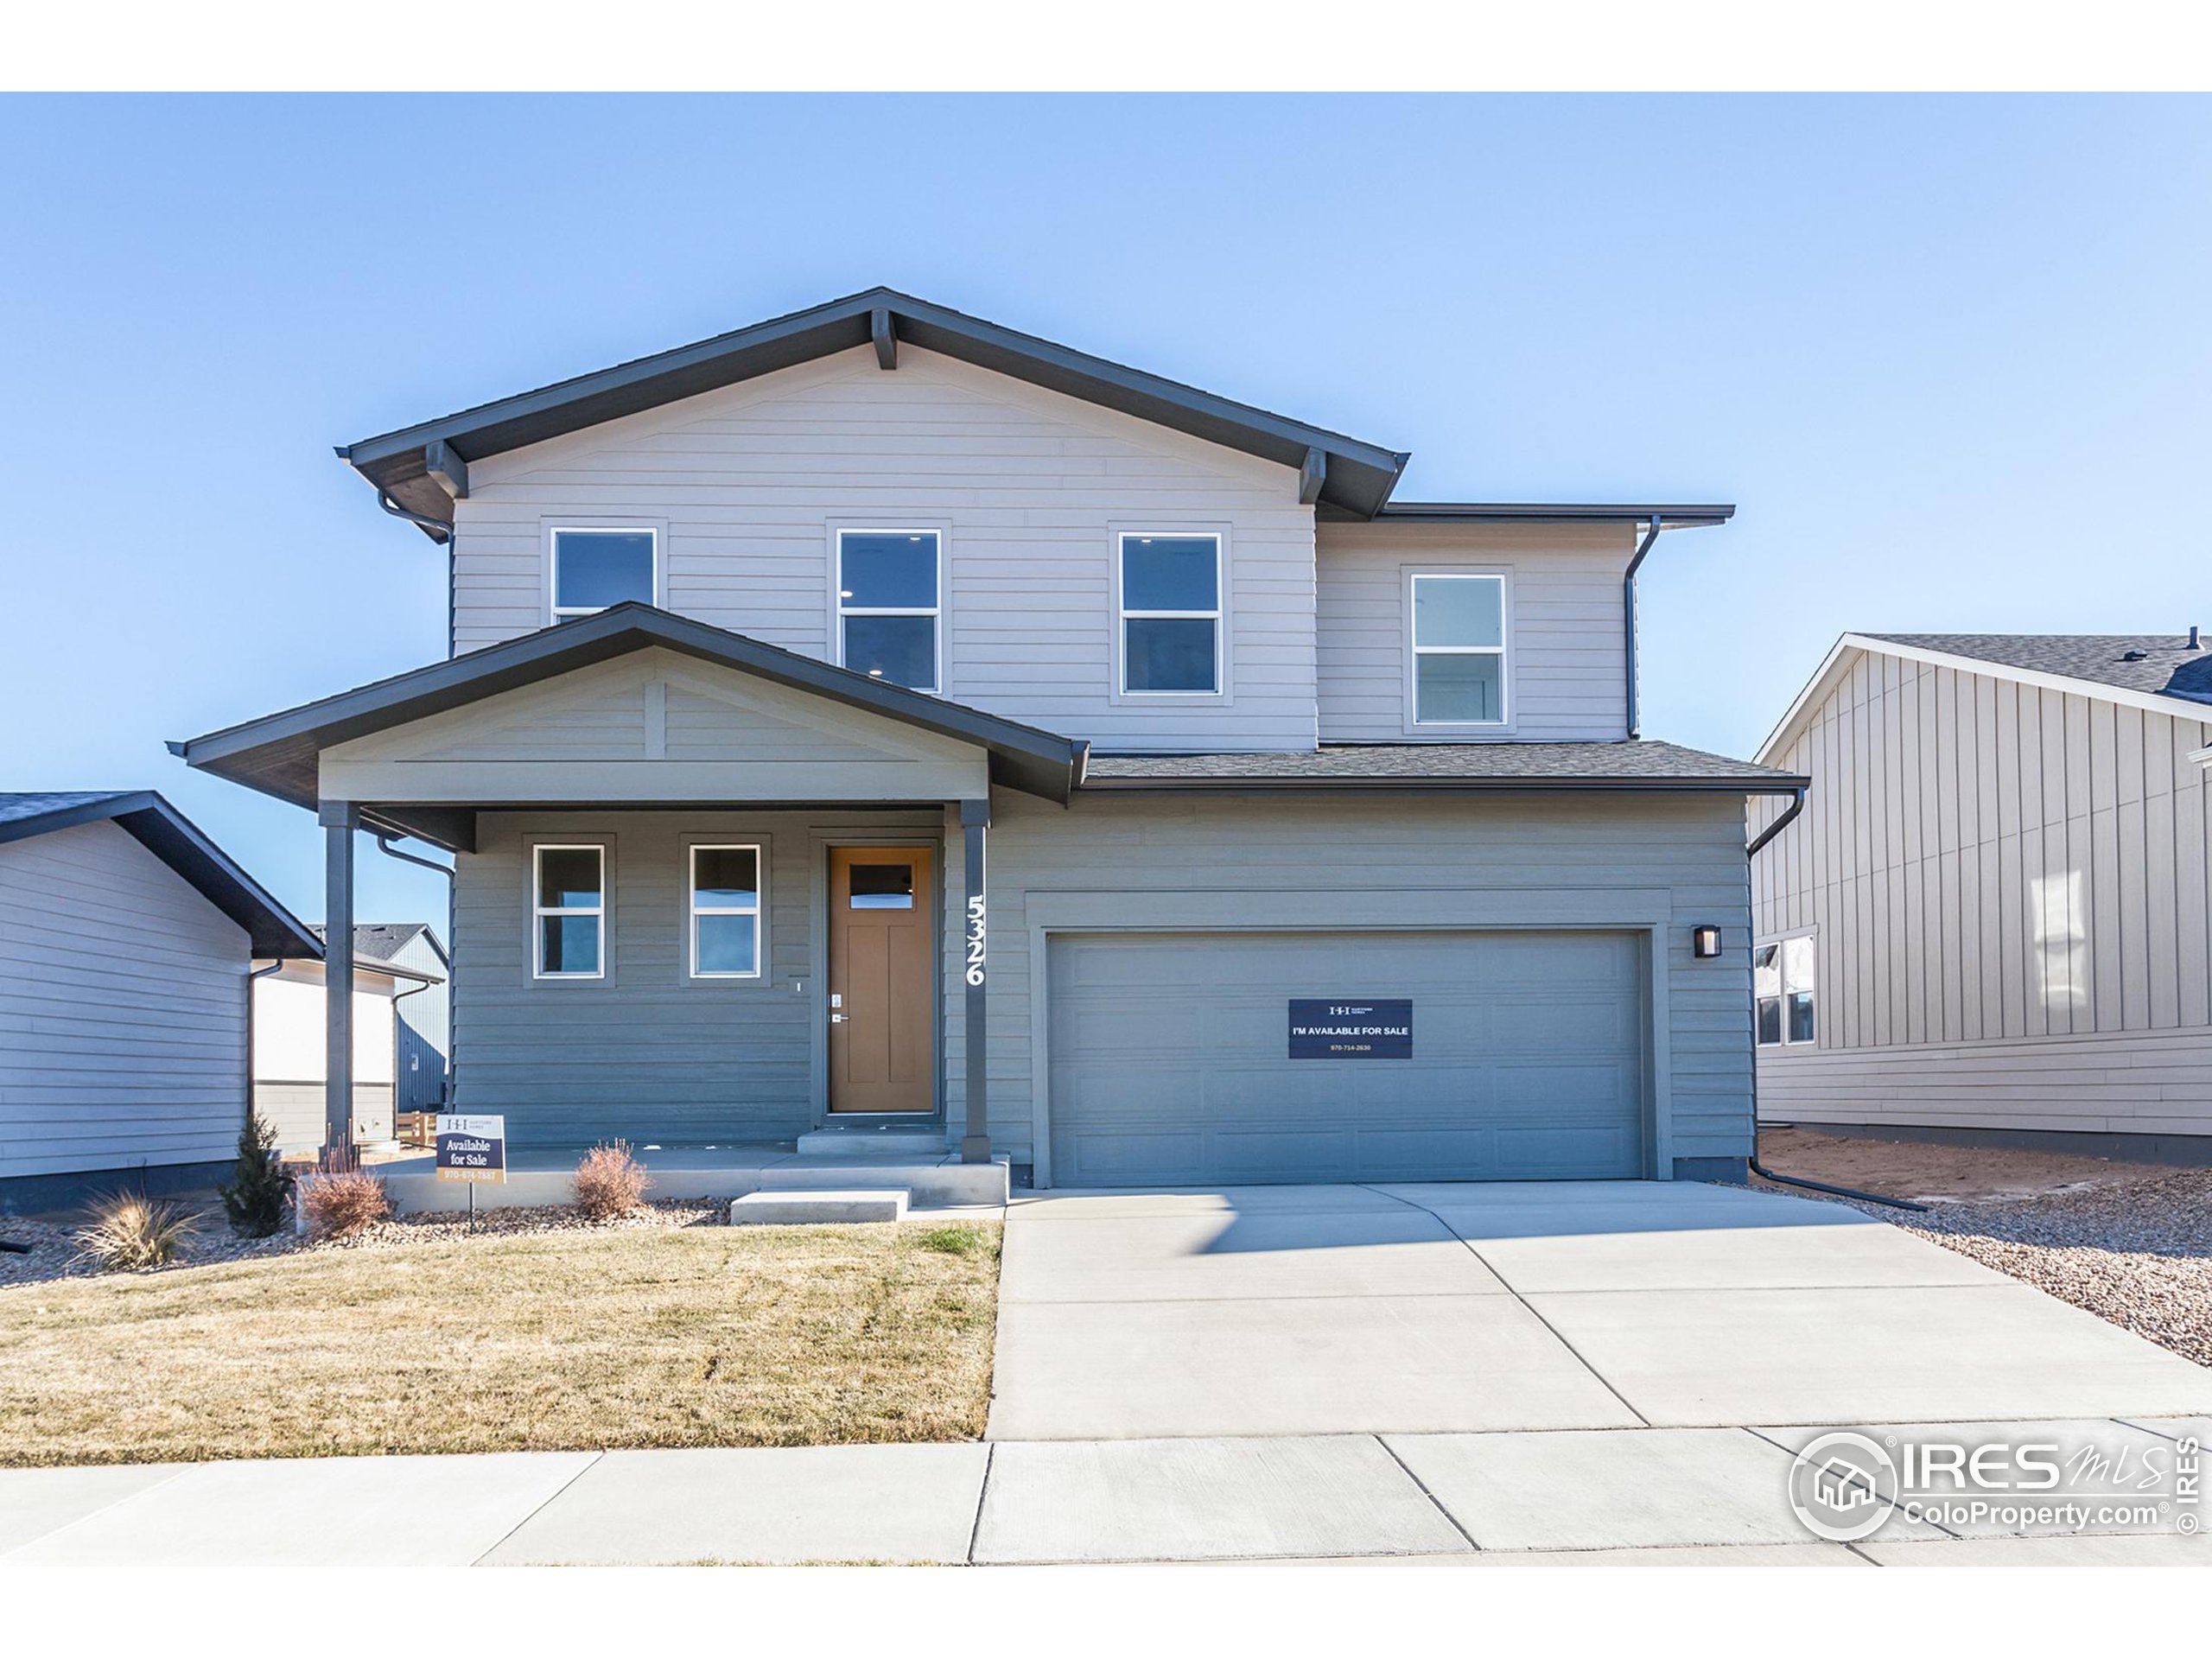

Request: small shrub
left=74, top=1193, right=199, bottom=1271
left=219, top=1111, right=295, bottom=1237
left=301, top=1168, right=391, bottom=1240
left=915, top=1224, right=991, bottom=1256
left=573, top=1141, right=652, bottom=1220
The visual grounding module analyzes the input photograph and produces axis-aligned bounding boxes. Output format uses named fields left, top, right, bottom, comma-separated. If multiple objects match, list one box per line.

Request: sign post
left=435, top=1113, right=506, bottom=1230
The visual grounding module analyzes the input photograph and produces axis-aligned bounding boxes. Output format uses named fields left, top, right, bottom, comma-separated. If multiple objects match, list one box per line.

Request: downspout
left=1623, top=515, right=1662, bottom=740
left=1742, top=785, right=1925, bottom=1211
left=375, top=834, right=457, bottom=1109
left=245, top=958, right=285, bottom=1135
left=378, top=492, right=457, bottom=661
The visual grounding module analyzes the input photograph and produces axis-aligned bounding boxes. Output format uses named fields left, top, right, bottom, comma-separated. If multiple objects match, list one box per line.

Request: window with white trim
left=1410, top=573, right=1507, bottom=725
left=836, top=529, right=940, bottom=691
left=690, top=845, right=764, bottom=979
left=551, top=528, right=657, bottom=618
left=1119, top=532, right=1221, bottom=694
left=1754, top=935, right=1816, bottom=1046
left=533, top=845, right=605, bottom=979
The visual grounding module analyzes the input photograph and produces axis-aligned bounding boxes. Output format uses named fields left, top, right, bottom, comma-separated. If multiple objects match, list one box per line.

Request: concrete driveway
left=986, top=1180, right=2212, bottom=1440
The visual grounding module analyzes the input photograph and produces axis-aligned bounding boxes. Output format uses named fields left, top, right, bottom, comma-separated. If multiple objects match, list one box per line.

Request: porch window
left=551, top=528, right=657, bottom=618
left=1754, top=935, right=1816, bottom=1046
left=534, top=845, right=605, bottom=979
left=1120, top=532, right=1221, bottom=694
left=690, top=844, right=764, bottom=979
left=1411, top=573, right=1507, bottom=725
left=837, top=530, right=940, bottom=691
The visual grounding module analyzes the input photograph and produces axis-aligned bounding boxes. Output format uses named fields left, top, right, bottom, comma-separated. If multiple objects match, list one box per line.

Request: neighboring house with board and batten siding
left=1750, top=632, right=2212, bottom=1159
left=174, top=289, right=1803, bottom=1192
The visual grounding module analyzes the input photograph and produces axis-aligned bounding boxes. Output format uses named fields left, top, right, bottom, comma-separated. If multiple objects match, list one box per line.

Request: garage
left=1045, top=930, right=1648, bottom=1186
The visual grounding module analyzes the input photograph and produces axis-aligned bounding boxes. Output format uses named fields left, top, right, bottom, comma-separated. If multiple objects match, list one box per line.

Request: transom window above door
left=551, top=528, right=658, bottom=618
left=1120, top=532, right=1222, bottom=695
left=1410, top=572, right=1507, bottom=725
left=836, top=530, right=941, bottom=692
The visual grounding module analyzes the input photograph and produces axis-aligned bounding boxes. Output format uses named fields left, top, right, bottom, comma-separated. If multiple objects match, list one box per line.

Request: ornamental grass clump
left=73, top=1193, right=199, bottom=1272
left=573, top=1141, right=652, bottom=1220
left=300, top=1168, right=391, bottom=1241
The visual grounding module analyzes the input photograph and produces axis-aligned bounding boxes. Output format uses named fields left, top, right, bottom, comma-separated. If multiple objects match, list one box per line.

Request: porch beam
left=958, top=798, right=991, bottom=1163
left=318, top=800, right=359, bottom=1161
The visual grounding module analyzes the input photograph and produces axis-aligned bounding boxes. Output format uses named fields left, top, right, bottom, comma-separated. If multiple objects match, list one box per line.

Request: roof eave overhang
left=1076, top=773, right=1808, bottom=795
left=342, top=289, right=1411, bottom=523
left=1366, top=503, right=1736, bottom=527
left=175, top=605, right=1087, bottom=810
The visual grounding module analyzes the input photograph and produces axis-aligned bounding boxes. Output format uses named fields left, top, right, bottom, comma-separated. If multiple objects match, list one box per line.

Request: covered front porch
left=174, top=606, right=1087, bottom=1182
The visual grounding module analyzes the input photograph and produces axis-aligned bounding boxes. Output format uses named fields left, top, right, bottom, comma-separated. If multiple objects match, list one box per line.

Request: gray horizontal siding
left=1752, top=649, right=2212, bottom=1135
left=1313, top=520, right=1635, bottom=742
left=454, top=808, right=940, bottom=1148
left=0, top=821, right=250, bottom=1179
left=452, top=346, right=1318, bottom=752
left=956, top=789, right=1754, bottom=1167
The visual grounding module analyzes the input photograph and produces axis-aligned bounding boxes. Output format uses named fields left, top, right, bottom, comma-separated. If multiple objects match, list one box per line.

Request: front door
left=828, top=845, right=936, bottom=1114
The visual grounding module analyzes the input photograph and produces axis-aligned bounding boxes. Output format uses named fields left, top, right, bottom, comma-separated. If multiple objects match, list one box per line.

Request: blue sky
left=3, top=94, right=2208, bottom=928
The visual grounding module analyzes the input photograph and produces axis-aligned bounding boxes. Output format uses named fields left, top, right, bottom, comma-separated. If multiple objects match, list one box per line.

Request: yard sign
left=435, top=1114, right=507, bottom=1184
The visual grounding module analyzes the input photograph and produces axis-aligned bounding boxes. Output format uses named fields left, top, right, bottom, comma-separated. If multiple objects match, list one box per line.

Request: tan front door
left=828, top=846, right=936, bottom=1114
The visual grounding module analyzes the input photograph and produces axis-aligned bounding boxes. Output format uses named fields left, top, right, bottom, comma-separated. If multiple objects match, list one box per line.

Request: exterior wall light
left=1691, top=925, right=1722, bottom=959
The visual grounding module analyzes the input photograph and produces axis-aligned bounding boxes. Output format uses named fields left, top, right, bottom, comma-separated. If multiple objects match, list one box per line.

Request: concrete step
left=729, top=1188, right=910, bottom=1225
left=794, top=1128, right=946, bottom=1158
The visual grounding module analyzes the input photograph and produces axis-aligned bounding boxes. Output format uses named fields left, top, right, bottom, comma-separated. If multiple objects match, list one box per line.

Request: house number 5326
left=964, top=895, right=987, bottom=987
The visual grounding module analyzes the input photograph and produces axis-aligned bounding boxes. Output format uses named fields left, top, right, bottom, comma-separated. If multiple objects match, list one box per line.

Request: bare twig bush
left=573, top=1141, right=652, bottom=1220
left=300, top=1169, right=391, bottom=1240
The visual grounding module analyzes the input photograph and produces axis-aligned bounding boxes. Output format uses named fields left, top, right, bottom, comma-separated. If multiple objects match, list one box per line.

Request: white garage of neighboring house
left=0, top=791, right=322, bottom=1212
left=252, top=929, right=444, bottom=1154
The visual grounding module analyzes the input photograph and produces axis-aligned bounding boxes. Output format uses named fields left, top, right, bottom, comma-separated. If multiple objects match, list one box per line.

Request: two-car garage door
left=1046, top=930, right=1647, bottom=1186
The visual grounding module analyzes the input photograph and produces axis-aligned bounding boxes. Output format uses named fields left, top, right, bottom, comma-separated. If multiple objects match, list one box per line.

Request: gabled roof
left=0, top=791, right=321, bottom=957
left=172, top=603, right=1090, bottom=816
left=1759, top=632, right=2212, bottom=765
left=1084, top=741, right=1803, bottom=792
left=308, top=925, right=444, bottom=983
left=343, top=287, right=1414, bottom=525
left=346, top=920, right=448, bottom=966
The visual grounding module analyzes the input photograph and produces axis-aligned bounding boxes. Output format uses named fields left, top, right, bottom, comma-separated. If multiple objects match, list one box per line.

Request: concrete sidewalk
left=5, top=1421, right=2208, bottom=1567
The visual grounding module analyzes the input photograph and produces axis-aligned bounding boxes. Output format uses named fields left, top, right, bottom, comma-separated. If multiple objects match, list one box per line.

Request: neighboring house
left=175, top=289, right=1802, bottom=1187
left=359, top=923, right=451, bottom=1114
left=1751, top=633, right=2212, bottom=1158
left=252, top=927, right=444, bottom=1153
left=0, top=791, right=321, bottom=1209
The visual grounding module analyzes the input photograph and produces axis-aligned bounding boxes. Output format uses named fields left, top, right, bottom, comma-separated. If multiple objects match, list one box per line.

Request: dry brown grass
left=0, top=1218, right=1001, bottom=1467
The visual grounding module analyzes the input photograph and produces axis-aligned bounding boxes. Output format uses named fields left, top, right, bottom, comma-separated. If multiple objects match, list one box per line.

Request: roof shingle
left=1861, top=634, right=2212, bottom=707
left=1082, top=741, right=1801, bottom=787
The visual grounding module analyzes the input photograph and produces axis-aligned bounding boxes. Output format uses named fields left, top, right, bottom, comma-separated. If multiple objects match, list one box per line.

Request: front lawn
left=0, top=1216, right=1001, bottom=1466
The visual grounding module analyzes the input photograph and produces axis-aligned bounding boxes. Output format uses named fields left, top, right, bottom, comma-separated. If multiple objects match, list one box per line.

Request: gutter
left=1745, top=785, right=1808, bottom=858
left=1078, top=774, right=1809, bottom=797
left=376, top=492, right=458, bottom=661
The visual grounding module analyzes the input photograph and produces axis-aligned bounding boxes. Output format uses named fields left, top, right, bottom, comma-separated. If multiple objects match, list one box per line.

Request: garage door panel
left=1048, top=930, right=1647, bottom=1186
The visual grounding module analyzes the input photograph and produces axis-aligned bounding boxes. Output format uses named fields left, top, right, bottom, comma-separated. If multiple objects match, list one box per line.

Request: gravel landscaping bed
left=1821, top=1167, right=2212, bottom=1369
left=0, top=1198, right=723, bottom=1290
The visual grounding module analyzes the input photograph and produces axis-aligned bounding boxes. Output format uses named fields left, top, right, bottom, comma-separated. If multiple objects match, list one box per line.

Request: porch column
left=319, top=800, right=358, bottom=1161
left=958, top=798, right=991, bottom=1164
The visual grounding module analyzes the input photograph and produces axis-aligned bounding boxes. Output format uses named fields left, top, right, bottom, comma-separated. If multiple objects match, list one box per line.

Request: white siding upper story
left=1750, top=644, right=2212, bottom=1140
left=0, top=821, right=250, bottom=1180
left=447, top=345, right=1637, bottom=751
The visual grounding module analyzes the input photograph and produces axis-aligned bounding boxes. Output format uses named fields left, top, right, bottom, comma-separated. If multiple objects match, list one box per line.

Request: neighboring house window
left=1411, top=573, right=1507, bottom=725
left=1754, top=936, right=1816, bottom=1046
left=551, top=528, right=657, bottom=618
left=534, top=845, right=605, bottom=979
left=837, top=529, right=940, bottom=691
left=690, top=845, right=764, bottom=979
left=1120, top=532, right=1221, bottom=694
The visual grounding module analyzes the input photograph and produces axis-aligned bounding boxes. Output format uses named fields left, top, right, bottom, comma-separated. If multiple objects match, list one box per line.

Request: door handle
left=830, top=1013, right=849, bottom=1025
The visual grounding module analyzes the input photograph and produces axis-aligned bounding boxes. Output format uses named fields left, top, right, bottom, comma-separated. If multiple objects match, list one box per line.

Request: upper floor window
left=1120, top=532, right=1221, bottom=695
left=551, top=528, right=657, bottom=619
left=1755, top=935, right=1816, bottom=1046
left=534, top=844, right=605, bottom=979
left=1410, top=573, right=1507, bottom=725
left=837, top=530, right=940, bottom=692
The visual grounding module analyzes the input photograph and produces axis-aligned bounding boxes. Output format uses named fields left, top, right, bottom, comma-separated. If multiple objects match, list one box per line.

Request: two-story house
left=175, top=289, right=1801, bottom=1190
